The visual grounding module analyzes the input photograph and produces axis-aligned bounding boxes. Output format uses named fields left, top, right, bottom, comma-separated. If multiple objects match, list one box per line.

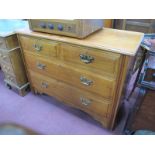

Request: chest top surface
left=17, top=27, right=144, bottom=56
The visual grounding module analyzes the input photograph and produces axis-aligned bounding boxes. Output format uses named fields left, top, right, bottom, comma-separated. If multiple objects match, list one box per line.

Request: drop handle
left=80, top=97, right=92, bottom=106
left=80, top=54, right=94, bottom=64
left=41, top=82, right=48, bottom=88
left=80, top=76, right=93, bottom=86
left=33, top=44, right=42, bottom=52
left=37, top=62, right=46, bottom=70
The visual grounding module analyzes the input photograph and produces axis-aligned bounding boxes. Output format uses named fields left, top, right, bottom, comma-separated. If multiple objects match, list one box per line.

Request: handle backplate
left=80, top=54, right=94, bottom=64
left=80, top=97, right=92, bottom=106
left=80, top=76, right=93, bottom=86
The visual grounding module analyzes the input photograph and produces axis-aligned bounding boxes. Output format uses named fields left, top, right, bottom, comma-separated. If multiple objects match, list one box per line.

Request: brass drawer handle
left=80, top=54, right=94, bottom=64
left=80, top=76, right=93, bottom=86
left=41, top=82, right=48, bottom=88
left=80, top=97, right=92, bottom=106
left=37, top=62, right=46, bottom=70
left=33, top=44, right=42, bottom=52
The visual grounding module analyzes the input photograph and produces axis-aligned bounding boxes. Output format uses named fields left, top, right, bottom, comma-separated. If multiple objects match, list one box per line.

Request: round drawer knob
left=57, top=24, right=63, bottom=31
left=40, top=23, right=46, bottom=29
left=48, top=24, right=54, bottom=29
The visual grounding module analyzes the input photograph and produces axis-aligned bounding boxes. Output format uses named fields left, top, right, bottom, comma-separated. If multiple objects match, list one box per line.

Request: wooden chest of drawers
left=0, top=34, right=29, bottom=96
left=17, top=28, right=143, bottom=129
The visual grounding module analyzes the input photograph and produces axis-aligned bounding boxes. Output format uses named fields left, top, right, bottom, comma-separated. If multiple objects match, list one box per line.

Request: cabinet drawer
left=29, top=70, right=111, bottom=117
left=0, top=52, right=11, bottom=64
left=0, top=35, right=19, bottom=50
left=4, top=73, right=17, bottom=85
left=60, top=43, right=121, bottom=77
left=0, top=37, right=6, bottom=49
left=0, top=62, right=15, bottom=76
left=25, top=53, right=116, bottom=99
left=19, top=35, right=59, bottom=58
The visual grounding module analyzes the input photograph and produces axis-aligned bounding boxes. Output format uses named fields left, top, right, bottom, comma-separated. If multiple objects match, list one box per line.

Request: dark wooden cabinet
left=131, top=90, right=155, bottom=131
left=124, top=40, right=155, bottom=133
left=114, top=19, right=155, bottom=33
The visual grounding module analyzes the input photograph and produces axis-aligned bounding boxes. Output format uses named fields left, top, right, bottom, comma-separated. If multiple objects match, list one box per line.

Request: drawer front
left=19, top=35, right=59, bottom=58
left=60, top=43, right=121, bottom=77
left=0, top=52, right=11, bottom=64
left=0, top=38, right=6, bottom=49
left=25, top=53, right=116, bottom=99
left=5, top=35, right=19, bottom=50
left=0, top=62, right=15, bottom=76
left=4, top=73, right=17, bottom=85
left=29, top=70, right=111, bottom=117
left=0, top=35, right=18, bottom=50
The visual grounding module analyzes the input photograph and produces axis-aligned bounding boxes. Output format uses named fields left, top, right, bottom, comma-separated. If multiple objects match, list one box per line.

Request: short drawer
left=29, top=70, right=111, bottom=117
left=0, top=52, right=11, bottom=64
left=4, top=73, right=17, bottom=85
left=60, top=43, right=122, bottom=77
left=0, top=37, right=6, bottom=49
left=0, top=35, right=19, bottom=50
left=19, top=35, right=59, bottom=58
left=0, top=62, right=14, bottom=76
left=25, top=53, right=116, bottom=99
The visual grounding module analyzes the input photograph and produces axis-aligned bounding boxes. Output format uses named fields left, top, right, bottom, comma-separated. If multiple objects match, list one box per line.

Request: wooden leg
left=123, top=87, right=147, bottom=134
left=19, top=89, right=25, bottom=96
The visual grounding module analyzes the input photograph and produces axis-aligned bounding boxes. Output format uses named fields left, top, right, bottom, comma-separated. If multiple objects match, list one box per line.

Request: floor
left=0, top=71, right=129, bottom=135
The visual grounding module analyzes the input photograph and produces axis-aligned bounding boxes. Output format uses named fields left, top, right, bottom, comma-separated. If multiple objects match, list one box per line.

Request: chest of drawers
left=17, top=28, right=143, bottom=129
left=0, top=34, right=29, bottom=96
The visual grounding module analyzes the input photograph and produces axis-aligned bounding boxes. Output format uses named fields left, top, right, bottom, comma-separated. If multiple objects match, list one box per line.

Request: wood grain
left=19, top=35, right=59, bottom=59
left=24, top=52, right=116, bottom=100
left=0, top=33, right=28, bottom=95
left=18, top=27, right=142, bottom=129
left=29, top=19, right=103, bottom=39
left=16, top=28, right=144, bottom=56
left=29, top=70, right=111, bottom=117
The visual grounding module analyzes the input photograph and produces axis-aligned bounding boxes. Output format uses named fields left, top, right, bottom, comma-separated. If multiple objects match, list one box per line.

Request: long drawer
left=19, top=35, right=59, bottom=59
left=24, top=53, right=116, bottom=100
left=29, top=70, right=111, bottom=117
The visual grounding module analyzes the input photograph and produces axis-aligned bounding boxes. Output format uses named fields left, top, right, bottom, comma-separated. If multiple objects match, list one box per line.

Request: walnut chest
left=17, top=28, right=143, bottom=129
